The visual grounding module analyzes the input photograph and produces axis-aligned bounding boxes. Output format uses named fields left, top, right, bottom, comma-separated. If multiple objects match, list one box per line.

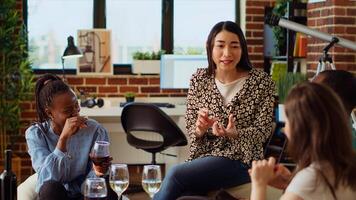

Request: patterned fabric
left=185, top=68, right=275, bottom=165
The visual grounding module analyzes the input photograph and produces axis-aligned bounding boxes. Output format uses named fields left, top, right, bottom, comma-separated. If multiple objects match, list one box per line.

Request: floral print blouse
left=185, top=68, right=275, bottom=165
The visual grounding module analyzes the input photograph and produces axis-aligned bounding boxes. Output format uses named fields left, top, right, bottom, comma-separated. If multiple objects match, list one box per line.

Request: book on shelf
left=293, top=32, right=307, bottom=57
left=293, top=32, right=301, bottom=57
left=299, top=34, right=307, bottom=57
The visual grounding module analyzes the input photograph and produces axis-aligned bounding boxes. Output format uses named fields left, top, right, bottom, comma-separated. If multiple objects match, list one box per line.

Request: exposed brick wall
left=307, top=0, right=356, bottom=72
left=66, top=75, right=187, bottom=98
left=17, top=75, right=187, bottom=182
left=10, top=0, right=356, bottom=183
left=245, top=0, right=274, bottom=68
left=10, top=0, right=189, bottom=181
left=10, top=0, right=276, bottom=183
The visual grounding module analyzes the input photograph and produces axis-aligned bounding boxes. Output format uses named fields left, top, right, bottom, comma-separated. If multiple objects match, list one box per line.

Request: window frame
left=24, top=0, right=240, bottom=74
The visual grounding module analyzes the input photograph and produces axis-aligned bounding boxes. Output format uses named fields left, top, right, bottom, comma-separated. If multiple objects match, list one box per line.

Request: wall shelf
left=264, top=1, right=307, bottom=73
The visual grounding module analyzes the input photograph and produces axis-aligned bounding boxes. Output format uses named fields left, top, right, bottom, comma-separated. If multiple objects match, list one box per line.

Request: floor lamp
left=62, top=36, right=82, bottom=81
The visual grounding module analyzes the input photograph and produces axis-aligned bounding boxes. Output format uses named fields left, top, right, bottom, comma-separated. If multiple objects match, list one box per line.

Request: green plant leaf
left=272, top=0, right=291, bottom=55
left=124, top=92, right=136, bottom=98
left=132, top=50, right=165, bottom=60
left=0, top=0, right=35, bottom=150
left=277, top=72, right=307, bottom=104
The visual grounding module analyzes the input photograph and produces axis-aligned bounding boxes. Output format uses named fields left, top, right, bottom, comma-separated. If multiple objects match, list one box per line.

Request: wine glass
left=142, top=165, right=162, bottom=199
left=109, top=164, right=129, bottom=199
left=90, top=141, right=110, bottom=165
left=83, top=177, right=107, bottom=199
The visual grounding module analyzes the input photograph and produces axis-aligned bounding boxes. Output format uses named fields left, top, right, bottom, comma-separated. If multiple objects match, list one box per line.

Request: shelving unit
left=286, top=1, right=307, bottom=71
left=264, top=1, right=307, bottom=73
left=263, top=1, right=308, bottom=168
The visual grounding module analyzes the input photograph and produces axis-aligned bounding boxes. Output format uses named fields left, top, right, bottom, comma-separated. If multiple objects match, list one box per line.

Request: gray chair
left=121, top=102, right=187, bottom=164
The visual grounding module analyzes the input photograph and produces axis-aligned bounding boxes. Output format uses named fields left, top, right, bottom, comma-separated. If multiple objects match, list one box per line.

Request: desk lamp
left=62, top=36, right=82, bottom=80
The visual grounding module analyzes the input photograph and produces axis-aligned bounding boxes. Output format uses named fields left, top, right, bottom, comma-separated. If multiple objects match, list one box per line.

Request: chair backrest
left=121, top=103, right=187, bottom=153
left=264, top=121, right=288, bottom=164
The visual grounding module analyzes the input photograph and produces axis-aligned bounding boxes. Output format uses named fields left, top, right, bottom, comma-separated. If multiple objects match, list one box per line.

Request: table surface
left=80, top=104, right=186, bottom=117
left=80, top=97, right=187, bottom=117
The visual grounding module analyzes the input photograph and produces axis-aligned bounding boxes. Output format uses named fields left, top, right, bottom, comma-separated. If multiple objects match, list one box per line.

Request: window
left=174, top=0, right=235, bottom=55
left=27, top=0, right=92, bottom=69
left=27, top=0, right=238, bottom=70
left=106, top=0, right=162, bottom=64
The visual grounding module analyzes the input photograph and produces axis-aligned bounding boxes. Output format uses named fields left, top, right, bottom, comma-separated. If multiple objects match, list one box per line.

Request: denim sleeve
left=64, top=123, right=111, bottom=196
left=25, top=126, right=71, bottom=192
left=95, top=124, right=109, bottom=142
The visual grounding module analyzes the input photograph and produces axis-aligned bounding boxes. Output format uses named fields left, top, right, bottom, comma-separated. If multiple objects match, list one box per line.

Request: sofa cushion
left=17, top=173, right=37, bottom=200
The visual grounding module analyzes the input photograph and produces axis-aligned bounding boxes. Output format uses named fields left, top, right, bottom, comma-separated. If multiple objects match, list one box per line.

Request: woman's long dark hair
left=206, top=21, right=252, bottom=76
left=313, top=70, right=356, bottom=114
left=35, top=74, right=71, bottom=124
left=285, top=82, right=356, bottom=198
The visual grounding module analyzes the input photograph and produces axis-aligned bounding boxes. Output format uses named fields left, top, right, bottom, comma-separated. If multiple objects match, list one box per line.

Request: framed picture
left=77, top=29, right=112, bottom=75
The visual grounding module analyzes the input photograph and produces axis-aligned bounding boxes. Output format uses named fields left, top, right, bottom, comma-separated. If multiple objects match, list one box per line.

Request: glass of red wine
left=90, top=141, right=110, bottom=165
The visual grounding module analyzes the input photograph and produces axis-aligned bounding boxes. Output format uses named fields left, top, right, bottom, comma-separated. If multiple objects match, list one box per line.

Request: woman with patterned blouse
left=153, top=21, right=275, bottom=200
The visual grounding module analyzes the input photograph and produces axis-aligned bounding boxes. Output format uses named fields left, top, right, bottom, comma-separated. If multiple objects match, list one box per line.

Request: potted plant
left=131, top=50, right=165, bottom=74
left=0, top=0, right=34, bottom=154
left=124, top=92, right=136, bottom=103
left=276, top=72, right=307, bottom=122
left=272, top=0, right=290, bottom=56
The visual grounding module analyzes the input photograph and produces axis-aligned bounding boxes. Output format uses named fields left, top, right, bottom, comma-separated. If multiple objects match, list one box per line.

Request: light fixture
left=62, top=36, right=82, bottom=80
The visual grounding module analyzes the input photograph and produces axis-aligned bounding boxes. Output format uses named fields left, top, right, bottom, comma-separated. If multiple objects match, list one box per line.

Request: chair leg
left=151, top=152, right=156, bottom=165
left=278, top=139, right=288, bottom=163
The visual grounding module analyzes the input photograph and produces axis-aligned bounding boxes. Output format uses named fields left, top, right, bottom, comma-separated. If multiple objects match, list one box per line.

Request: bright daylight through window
left=174, top=0, right=235, bottom=55
left=27, top=0, right=236, bottom=69
left=28, top=0, right=92, bottom=69
left=106, top=0, right=162, bottom=64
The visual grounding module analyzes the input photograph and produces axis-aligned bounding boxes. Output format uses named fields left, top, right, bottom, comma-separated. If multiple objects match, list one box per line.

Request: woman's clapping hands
left=195, top=109, right=238, bottom=138
left=195, top=108, right=217, bottom=138
left=212, top=114, right=238, bottom=138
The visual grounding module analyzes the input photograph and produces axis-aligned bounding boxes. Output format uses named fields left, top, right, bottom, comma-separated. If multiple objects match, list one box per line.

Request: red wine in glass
left=90, top=141, right=110, bottom=165
left=90, top=154, right=110, bottom=165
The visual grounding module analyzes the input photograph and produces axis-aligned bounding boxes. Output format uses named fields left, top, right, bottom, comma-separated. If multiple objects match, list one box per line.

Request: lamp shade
left=62, top=36, right=82, bottom=59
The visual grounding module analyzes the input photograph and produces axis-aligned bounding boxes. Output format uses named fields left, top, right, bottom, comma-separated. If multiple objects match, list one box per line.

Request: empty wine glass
left=83, top=177, right=107, bottom=199
left=109, top=164, right=129, bottom=199
left=142, top=165, right=162, bottom=199
left=90, top=141, right=110, bottom=165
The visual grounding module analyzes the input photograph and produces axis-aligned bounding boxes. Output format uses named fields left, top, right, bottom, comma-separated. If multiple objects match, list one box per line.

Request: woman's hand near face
left=57, top=116, right=87, bottom=152
left=195, top=108, right=217, bottom=138
left=250, top=157, right=277, bottom=200
left=93, top=156, right=113, bottom=177
left=212, top=114, right=238, bottom=138
left=61, top=116, right=88, bottom=138
left=251, top=157, right=277, bottom=186
left=267, top=164, right=292, bottom=190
